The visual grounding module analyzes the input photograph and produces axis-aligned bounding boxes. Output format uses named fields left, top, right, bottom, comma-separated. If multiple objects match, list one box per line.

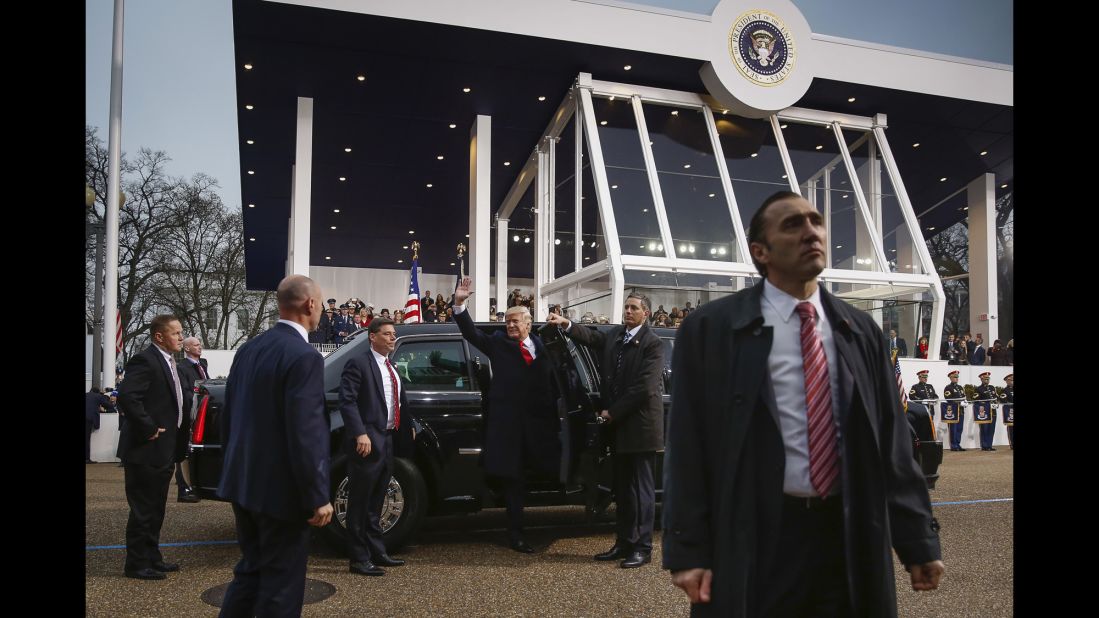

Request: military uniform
left=1000, top=374, right=1014, bottom=449
left=908, top=371, right=938, bottom=402
left=975, top=372, right=998, bottom=451
left=333, top=306, right=355, bottom=345
left=942, top=371, right=967, bottom=451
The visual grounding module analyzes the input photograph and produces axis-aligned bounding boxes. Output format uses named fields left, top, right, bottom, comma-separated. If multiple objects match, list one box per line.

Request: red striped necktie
left=795, top=302, right=838, bottom=498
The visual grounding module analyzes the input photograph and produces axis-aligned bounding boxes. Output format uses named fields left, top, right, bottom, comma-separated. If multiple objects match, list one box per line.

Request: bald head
left=183, top=336, right=202, bottom=360
left=277, top=274, right=325, bottom=332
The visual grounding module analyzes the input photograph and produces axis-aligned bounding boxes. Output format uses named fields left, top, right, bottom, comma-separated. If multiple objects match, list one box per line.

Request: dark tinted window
left=393, top=340, right=473, bottom=392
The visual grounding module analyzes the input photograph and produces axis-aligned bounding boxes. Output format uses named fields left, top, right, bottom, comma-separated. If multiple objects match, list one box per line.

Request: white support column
left=967, top=173, right=998, bottom=345
left=288, top=97, right=313, bottom=276
left=535, top=147, right=550, bottom=312
left=495, top=218, right=509, bottom=313
left=469, top=115, right=492, bottom=320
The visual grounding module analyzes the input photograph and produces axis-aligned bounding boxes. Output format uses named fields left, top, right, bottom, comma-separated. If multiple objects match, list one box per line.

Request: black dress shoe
left=349, top=561, right=385, bottom=576
left=988, top=447, right=997, bottom=451
left=151, top=561, right=179, bottom=572
left=509, top=540, right=535, bottom=554
left=594, top=544, right=631, bottom=561
left=374, top=555, right=405, bottom=567
left=620, top=551, right=652, bottom=569
left=177, top=491, right=200, bottom=503
left=124, top=568, right=167, bottom=580
left=85, top=459, right=97, bottom=464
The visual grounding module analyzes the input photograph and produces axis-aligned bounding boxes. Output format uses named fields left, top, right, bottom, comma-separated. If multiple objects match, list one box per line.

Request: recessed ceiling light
left=940, top=177, right=947, bottom=182
left=450, top=262, right=456, bottom=266
left=815, top=145, right=823, bottom=150
left=591, top=241, right=597, bottom=248
left=671, top=110, right=679, bottom=116
left=449, top=123, right=457, bottom=129
left=426, top=183, right=433, bottom=188
left=403, top=245, right=409, bottom=249
left=651, top=273, right=656, bottom=277
left=710, top=248, right=717, bottom=255
left=339, top=177, right=346, bottom=181
left=891, top=248, right=897, bottom=252
left=611, top=184, right=618, bottom=189
left=245, top=104, right=254, bottom=110
left=1001, top=183, right=1008, bottom=188
left=333, top=209, right=340, bottom=213
left=409, top=230, right=415, bottom=234
left=912, top=143, right=920, bottom=148
left=843, top=194, right=849, bottom=199
left=679, top=244, right=687, bottom=252
left=928, top=227, right=936, bottom=231
left=462, top=87, right=471, bottom=93
left=554, top=239, right=561, bottom=245
left=245, top=139, right=254, bottom=145
left=524, top=237, right=530, bottom=243
left=980, top=150, right=988, bottom=156
left=781, top=174, right=788, bottom=179
left=623, top=65, right=632, bottom=70
left=247, top=170, right=254, bottom=175
left=437, top=155, right=444, bottom=160
left=688, top=245, right=695, bottom=253
left=683, top=164, right=691, bottom=169
left=357, top=75, right=366, bottom=82
left=609, top=96, right=616, bottom=101
left=243, top=63, right=253, bottom=70
left=466, top=234, right=469, bottom=238
left=398, top=259, right=403, bottom=263
left=780, top=124, right=788, bottom=129
left=642, top=208, right=648, bottom=212
left=835, top=245, right=843, bottom=249
left=708, top=193, right=715, bottom=198
left=344, top=147, right=352, bottom=153
left=750, top=153, right=758, bottom=158
left=718, top=247, right=727, bottom=255
left=585, top=256, right=591, bottom=260
left=963, top=206, right=969, bottom=210
left=848, top=97, right=856, bottom=102
left=538, top=96, right=546, bottom=101
left=722, top=109, right=728, bottom=115
left=325, top=256, right=331, bottom=260
left=330, top=226, right=337, bottom=230
left=600, top=120, right=607, bottom=126
left=504, top=161, right=511, bottom=166
left=513, top=235, right=520, bottom=242
left=248, top=237, right=255, bottom=242
left=248, top=203, right=255, bottom=208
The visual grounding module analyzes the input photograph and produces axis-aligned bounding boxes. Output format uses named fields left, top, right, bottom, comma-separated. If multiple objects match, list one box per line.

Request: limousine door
left=537, top=324, right=604, bottom=485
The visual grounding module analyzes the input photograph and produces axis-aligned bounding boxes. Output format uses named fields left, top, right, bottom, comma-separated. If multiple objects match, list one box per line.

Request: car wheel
left=321, top=457, right=427, bottom=555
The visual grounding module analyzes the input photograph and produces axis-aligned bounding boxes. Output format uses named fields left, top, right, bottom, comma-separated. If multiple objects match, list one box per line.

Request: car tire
left=320, top=456, right=427, bottom=556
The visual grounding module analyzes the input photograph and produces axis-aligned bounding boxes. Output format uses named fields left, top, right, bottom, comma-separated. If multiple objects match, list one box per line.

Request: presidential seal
left=729, top=10, right=796, bottom=87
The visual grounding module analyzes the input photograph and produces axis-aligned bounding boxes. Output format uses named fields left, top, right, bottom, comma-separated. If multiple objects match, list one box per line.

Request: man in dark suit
left=663, top=191, right=944, bottom=616
left=116, top=314, right=187, bottom=580
left=174, top=336, right=209, bottom=503
left=940, top=333, right=960, bottom=364
left=970, top=333, right=987, bottom=365
left=452, top=276, right=560, bottom=553
left=888, top=329, right=908, bottom=358
left=85, top=386, right=115, bottom=463
left=311, top=298, right=336, bottom=344
left=547, top=293, right=664, bottom=568
left=333, top=303, right=354, bottom=345
left=338, top=317, right=409, bottom=576
left=218, top=275, right=333, bottom=617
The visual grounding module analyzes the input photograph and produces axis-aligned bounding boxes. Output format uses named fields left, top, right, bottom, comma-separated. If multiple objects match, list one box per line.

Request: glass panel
left=561, top=275, right=615, bottom=324
left=506, top=179, right=537, bottom=280
left=854, top=129, right=925, bottom=275
left=581, top=121, right=606, bottom=266
left=392, top=340, right=472, bottom=391
left=641, top=102, right=738, bottom=262
left=591, top=95, right=664, bottom=257
left=554, top=113, right=577, bottom=278
left=716, top=114, right=788, bottom=241
left=623, top=270, right=736, bottom=324
left=779, top=122, right=884, bottom=273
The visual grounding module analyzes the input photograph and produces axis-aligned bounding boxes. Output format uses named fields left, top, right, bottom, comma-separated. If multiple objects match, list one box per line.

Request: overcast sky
left=85, top=0, right=1011, bottom=210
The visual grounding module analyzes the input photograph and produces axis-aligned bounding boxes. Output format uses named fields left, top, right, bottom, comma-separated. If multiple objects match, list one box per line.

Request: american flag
left=403, top=258, right=421, bottom=324
left=893, top=349, right=907, bottom=411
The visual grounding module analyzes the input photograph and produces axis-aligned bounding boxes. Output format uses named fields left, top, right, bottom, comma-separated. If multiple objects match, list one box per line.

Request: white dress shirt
left=455, top=303, right=536, bottom=359
left=371, top=348, right=401, bottom=430
left=761, top=280, right=841, bottom=497
left=153, top=344, right=183, bottom=428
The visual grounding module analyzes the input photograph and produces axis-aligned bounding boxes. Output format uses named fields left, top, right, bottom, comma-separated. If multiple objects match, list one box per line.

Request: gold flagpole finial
left=456, top=242, right=466, bottom=258
left=412, top=241, right=420, bottom=260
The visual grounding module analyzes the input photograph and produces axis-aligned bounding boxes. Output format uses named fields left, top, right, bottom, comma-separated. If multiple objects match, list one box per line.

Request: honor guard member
left=974, top=371, right=998, bottom=451
left=909, top=370, right=938, bottom=402
left=333, top=304, right=355, bottom=345
left=1000, top=374, right=1014, bottom=449
left=942, top=370, right=967, bottom=451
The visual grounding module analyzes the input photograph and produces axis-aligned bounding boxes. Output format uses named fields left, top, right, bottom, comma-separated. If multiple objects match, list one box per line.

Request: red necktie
left=385, top=358, right=401, bottom=430
left=196, top=362, right=207, bottom=380
left=795, top=302, right=838, bottom=498
left=519, top=340, right=533, bottom=366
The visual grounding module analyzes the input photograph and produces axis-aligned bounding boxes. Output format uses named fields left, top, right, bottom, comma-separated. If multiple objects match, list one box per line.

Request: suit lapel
left=369, top=355, right=387, bottom=409
left=152, top=346, right=180, bottom=411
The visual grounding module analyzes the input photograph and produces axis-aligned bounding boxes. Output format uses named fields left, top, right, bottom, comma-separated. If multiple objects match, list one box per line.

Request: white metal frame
left=494, top=75, right=945, bottom=344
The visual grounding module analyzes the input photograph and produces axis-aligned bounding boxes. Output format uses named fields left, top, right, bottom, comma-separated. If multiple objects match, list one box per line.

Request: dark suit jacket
left=890, top=337, right=908, bottom=357
left=454, top=308, right=559, bottom=479
left=218, top=323, right=331, bottom=522
left=85, top=390, right=114, bottom=428
left=338, top=351, right=410, bottom=459
left=970, top=344, right=986, bottom=365
left=116, top=345, right=186, bottom=466
left=662, top=283, right=940, bottom=617
left=176, top=357, right=209, bottom=461
left=564, top=322, right=664, bottom=453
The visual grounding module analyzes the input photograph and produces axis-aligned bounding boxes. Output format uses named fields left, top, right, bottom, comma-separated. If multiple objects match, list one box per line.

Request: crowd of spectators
left=937, top=331, right=1013, bottom=366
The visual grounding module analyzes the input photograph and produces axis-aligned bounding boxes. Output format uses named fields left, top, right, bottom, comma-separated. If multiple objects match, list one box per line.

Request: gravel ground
left=86, top=448, right=1012, bottom=616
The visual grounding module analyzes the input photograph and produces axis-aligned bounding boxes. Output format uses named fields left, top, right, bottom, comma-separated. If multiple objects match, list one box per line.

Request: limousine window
left=392, top=340, right=473, bottom=391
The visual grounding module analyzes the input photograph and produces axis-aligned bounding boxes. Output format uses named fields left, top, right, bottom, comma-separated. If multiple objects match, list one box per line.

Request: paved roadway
left=86, top=448, right=1013, bottom=616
